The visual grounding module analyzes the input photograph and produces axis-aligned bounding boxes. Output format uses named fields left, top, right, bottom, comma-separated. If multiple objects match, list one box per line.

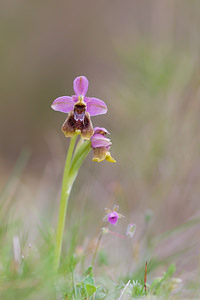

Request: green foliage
left=128, top=280, right=146, bottom=298
left=76, top=267, right=97, bottom=299
left=0, top=169, right=191, bottom=300
left=69, top=140, right=91, bottom=185
left=150, top=264, right=176, bottom=297
left=69, top=254, right=79, bottom=273
left=131, top=280, right=145, bottom=297
left=0, top=187, right=192, bottom=300
left=97, top=250, right=108, bottom=266
left=0, top=146, right=198, bottom=299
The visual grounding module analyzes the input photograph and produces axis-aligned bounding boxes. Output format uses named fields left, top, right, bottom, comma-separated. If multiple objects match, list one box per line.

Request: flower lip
left=104, top=206, right=124, bottom=224
left=62, top=111, right=93, bottom=140
left=108, top=211, right=118, bottom=225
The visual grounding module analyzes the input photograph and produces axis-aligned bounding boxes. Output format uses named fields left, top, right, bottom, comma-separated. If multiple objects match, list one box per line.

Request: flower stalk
left=91, top=229, right=104, bottom=267
left=54, top=135, right=91, bottom=271
left=54, top=134, right=78, bottom=271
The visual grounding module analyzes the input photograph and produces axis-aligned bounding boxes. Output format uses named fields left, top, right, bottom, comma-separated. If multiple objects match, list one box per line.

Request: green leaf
left=84, top=275, right=94, bottom=286
left=69, top=140, right=91, bottom=184
left=150, top=264, right=176, bottom=295
left=85, top=284, right=97, bottom=297
left=69, top=254, right=79, bottom=272
left=84, top=265, right=93, bottom=276
left=95, top=287, right=107, bottom=300
left=165, top=264, right=176, bottom=278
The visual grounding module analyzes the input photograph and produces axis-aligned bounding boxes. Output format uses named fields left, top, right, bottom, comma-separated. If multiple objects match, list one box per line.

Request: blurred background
left=1, top=0, right=200, bottom=287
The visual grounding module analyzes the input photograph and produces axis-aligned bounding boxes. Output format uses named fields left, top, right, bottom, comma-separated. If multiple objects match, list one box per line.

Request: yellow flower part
left=92, top=147, right=116, bottom=163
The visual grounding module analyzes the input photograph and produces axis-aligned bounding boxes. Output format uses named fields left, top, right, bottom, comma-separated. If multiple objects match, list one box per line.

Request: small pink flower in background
left=126, top=223, right=136, bottom=238
left=108, top=211, right=119, bottom=225
left=104, top=205, right=124, bottom=225
left=91, top=127, right=116, bottom=163
left=51, top=76, right=107, bottom=139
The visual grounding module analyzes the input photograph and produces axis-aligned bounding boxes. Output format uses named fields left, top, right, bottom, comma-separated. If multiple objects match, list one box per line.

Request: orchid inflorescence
left=52, top=76, right=118, bottom=271
left=51, top=75, right=115, bottom=163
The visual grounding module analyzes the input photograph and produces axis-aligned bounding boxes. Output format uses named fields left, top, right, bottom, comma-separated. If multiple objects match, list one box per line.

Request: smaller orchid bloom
left=103, top=205, right=124, bottom=225
left=126, top=223, right=136, bottom=238
left=91, top=127, right=116, bottom=163
left=51, top=76, right=107, bottom=140
left=108, top=211, right=119, bottom=225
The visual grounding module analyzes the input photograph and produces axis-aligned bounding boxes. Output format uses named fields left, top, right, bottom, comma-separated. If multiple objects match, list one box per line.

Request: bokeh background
left=1, top=0, right=200, bottom=287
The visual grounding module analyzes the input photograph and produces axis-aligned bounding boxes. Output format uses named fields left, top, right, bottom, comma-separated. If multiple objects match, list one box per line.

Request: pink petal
left=91, top=133, right=112, bottom=148
left=85, top=97, right=107, bottom=116
left=72, top=95, right=79, bottom=103
left=108, top=211, right=118, bottom=225
left=73, top=76, right=89, bottom=96
left=51, top=96, right=74, bottom=113
left=94, top=127, right=110, bottom=135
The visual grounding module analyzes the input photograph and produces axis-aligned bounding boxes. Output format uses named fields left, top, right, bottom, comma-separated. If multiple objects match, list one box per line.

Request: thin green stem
left=54, top=134, right=77, bottom=271
left=74, top=136, right=84, bottom=156
left=91, top=230, right=104, bottom=267
left=72, top=270, right=77, bottom=300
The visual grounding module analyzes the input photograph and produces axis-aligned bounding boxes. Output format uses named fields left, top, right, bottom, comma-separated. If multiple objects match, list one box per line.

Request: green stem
left=54, top=134, right=77, bottom=271
left=74, top=136, right=84, bottom=156
left=91, top=230, right=104, bottom=267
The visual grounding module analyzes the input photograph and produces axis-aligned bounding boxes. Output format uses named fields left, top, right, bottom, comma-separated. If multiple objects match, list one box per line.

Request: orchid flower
left=103, top=205, right=124, bottom=225
left=51, top=76, right=107, bottom=139
left=91, top=127, right=116, bottom=162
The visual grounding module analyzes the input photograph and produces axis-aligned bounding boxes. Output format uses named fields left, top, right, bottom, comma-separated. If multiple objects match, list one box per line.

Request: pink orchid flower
left=51, top=76, right=107, bottom=139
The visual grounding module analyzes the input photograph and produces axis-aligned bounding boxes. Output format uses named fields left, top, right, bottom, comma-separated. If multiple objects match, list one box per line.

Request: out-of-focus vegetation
left=1, top=0, right=200, bottom=298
